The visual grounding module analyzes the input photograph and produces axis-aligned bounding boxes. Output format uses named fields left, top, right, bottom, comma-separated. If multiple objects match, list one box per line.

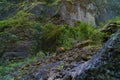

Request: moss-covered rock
left=101, top=22, right=120, bottom=42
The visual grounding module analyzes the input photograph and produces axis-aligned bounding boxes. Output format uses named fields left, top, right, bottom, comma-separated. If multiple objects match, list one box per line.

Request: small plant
left=40, top=23, right=64, bottom=51
left=58, top=62, right=64, bottom=69
left=36, top=51, right=46, bottom=59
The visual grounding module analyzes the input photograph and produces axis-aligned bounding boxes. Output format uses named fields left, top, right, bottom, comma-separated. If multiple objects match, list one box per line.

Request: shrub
left=40, top=22, right=104, bottom=52
left=57, top=26, right=75, bottom=49
left=13, top=11, right=34, bottom=27
left=40, top=23, right=63, bottom=51
left=77, top=22, right=104, bottom=44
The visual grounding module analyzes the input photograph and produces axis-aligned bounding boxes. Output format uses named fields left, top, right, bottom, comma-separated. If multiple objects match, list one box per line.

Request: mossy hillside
left=0, top=11, right=34, bottom=31
left=0, top=11, right=42, bottom=61
left=0, top=0, right=61, bottom=20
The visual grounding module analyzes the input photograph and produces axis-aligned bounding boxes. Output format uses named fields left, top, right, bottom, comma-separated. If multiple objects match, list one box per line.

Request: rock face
left=60, top=0, right=96, bottom=26
left=63, top=29, right=120, bottom=80
left=0, top=0, right=119, bottom=26
left=59, top=0, right=119, bottom=26
left=29, top=0, right=120, bottom=26
left=0, top=26, right=41, bottom=64
left=101, top=22, right=120, bottom=42
left=29, top=2, right=58, bottom=19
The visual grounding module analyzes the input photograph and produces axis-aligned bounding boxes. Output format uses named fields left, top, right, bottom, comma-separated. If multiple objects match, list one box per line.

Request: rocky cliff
left=0, top=0, right=120, bottom=26
left=0, top=1, right=120, bottom=80
left=59, top=0, right=120, bottom=26
left=11, top=26, right=120, bottom=80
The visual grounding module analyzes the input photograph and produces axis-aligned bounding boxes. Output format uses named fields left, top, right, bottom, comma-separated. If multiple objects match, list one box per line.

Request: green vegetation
left=0, top=9, right=43, bottom=70
left=113, top=17, right=120, bottom=24
left=0, top=11, right=33, bottom=27
left=40, top=22, right=104, bottom=52
left=0, top=0, right=119, bottom=79
left=0, top=11, right=104, bottom=76
left=39, top=0, right=61, bottom=6
left=0, top=11, right=42, bottom=65
left=58, top=62, right=65, bottom=69
left=0, top=51, right=46, bottom=76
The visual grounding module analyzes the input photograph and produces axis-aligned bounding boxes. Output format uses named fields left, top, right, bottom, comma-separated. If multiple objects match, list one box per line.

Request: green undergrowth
left=41, top=22, right=104, bottom=52
left=0, top=51, right=46, bottom=76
